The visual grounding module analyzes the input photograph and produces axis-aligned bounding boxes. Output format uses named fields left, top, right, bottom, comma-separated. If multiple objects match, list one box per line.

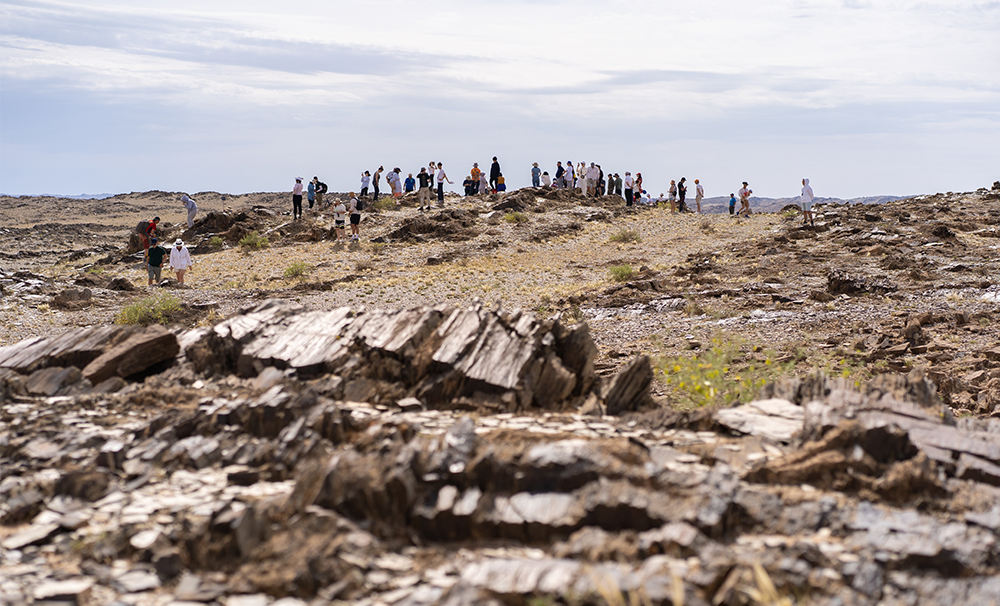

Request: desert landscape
left=3, top=182, right=1000, bottom=605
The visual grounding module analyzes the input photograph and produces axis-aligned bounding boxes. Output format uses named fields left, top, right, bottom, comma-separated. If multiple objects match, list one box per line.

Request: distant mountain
left=1, top=193, right=116, bottom=200
left=697, top=195, right=910, bottom=214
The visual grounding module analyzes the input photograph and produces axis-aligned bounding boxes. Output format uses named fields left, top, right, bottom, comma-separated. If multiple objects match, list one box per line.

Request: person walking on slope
left=738, top=182, right=753, bottom=217
left=417, top=167, right=433, bottom=211
left=489, top=157, right=501, bottom=192
left=694, top=179, right=704, bottom=214
left=436, top=162, right=452, bottom=206
left=292, top=177, right=304, bottom=220
left=531, top=163, right=541, bottom=187
left=801, top=178, right=815, bottom=226
left=145, top=237, right=168, bottom=286
left=181, top=194, right=198, bottom=229
left=169, top=239, right=193, bottom=285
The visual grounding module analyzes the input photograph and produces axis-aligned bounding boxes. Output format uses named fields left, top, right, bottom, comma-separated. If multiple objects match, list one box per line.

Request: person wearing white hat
left=169, top=239, right=193, bottom=285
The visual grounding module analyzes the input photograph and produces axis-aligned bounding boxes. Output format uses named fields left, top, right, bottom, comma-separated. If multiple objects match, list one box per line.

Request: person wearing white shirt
left=694, top=179, right=705, bottom=214
left=623, top=172, right=635, bottom=206
left=436, top=162, right=452, bottom=206
left=564, top=162, right=575, bottom=191
left=801, top=178, right=815, bottom=226
left=169, top=239, right=193, bottom=285
left=586, top=163, right=600, bottom=197
left=360, top=172, right=371, bottom=199
left=541, top=172, right=551, bottom=187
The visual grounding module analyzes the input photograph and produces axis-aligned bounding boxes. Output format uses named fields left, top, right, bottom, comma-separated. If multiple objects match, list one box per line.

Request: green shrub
left=239, top=231, right=269, bottom=251
left=209, top=236, right=224, bottom=247
left=372, top=198, right=397, bottom=211
left=284, top=261, right=309, bottom=279
left=504, top=211, right=528, bottom=223
left=116, top=293, right=181, bottom=325
left=609, top=264, right=636, bottom=282
left=656, top=336, right=792, bottom=408
left=610, top=228, right=641, bottom=243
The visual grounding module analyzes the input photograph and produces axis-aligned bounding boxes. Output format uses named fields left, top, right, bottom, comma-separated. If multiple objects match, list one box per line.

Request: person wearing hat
left=470, top=163, right=482, bottom=194
left=292, top=177, right=304, bottom=220
left=181, top=194, right=198, bottom=228
left=169, top=239, right=193, bottom=285
left=738, top=181, right=753, bottom=217
left=145, top=237, right=169, bottom=286
left=531, top=162, right=541, bottom=187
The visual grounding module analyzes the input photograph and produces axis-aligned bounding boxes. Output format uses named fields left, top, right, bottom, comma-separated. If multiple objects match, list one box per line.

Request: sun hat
left=174, top=239, right=183, bottom=246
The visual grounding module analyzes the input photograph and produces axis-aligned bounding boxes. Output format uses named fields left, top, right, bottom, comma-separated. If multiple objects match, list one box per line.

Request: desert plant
left=609, top=264, right=636, bottom=282
left=209, top=235, right=224, bottom=247
left=355, top=258, right=374, bottom=272
left=372, top=198, right=397, bottom=211
left=610, top=228, right=642, bottom=243
left=656, top=335, right=792, bottom=409
left=116, top=293, right=181, bottom=325
left=239, top=230, right=269, bottom=251
left=504, top=211, right=528, bottom=223
left=284, top=261, right=309, bottom=279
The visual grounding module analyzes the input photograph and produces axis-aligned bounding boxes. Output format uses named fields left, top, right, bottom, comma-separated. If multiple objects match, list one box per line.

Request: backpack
left=355, top=196, right=366, bottom=211
left=136, top=220, right=150, bottom=235
left=318, top=182, right=328, bottom=194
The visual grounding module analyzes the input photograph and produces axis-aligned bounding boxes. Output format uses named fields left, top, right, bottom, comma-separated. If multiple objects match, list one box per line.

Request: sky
left=1, top=0, right=998, bottom=199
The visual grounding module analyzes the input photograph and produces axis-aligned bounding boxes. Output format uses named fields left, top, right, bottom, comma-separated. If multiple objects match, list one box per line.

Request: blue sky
left=1, top=0, right=998, bottom=199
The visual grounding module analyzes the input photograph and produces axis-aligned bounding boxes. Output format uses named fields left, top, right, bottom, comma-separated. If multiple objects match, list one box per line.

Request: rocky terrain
left=2, top=182, right=1000, bottom=605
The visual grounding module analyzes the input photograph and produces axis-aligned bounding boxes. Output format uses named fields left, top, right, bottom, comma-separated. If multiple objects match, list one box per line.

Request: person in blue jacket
left=404, top=173, right=415, bottom=193
left=729, top=193, right=738, bottom=216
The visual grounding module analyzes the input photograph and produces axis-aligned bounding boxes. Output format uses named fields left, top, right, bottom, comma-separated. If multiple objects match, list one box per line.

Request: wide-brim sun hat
left=174, top=239, right=184, bottom=246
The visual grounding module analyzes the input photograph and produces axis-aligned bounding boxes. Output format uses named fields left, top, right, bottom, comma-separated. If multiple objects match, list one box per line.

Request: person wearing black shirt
left=489, top=156, right=501, bottom=192
left=417, top=168, right=433, bottom=211
left=145, top=237, right=168, bottom=285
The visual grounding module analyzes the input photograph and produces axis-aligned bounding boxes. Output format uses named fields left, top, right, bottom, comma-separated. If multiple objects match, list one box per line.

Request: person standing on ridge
left=624, top=172, right=634, bottom=205
left=564, top=161, right=575, bottom=191
left=404, top=173, right=415, bottom=194
left=531, top=162, right=541, bottom=187
left=373, top=166, right=383, bottom=201
left=694, top=179, right=704, bottom=214
left=555, top=162, right=565, bottom=188
left=436, top=162, right=452, bottom=206
left=307, top=178, right=316, bottom=210
left=489, top=157, right=501, bottom=192
left=801, top=178, right=815, bottom=226
left=729, top=193, right=738, bottom=215
left=292, top=177, right=303, bottom=220
left=180, top=194, right=198, bottom=229
left=360, top=171, right=371, bottom=199
left=614, top=173, right=623, bottom=197
left=470, top=163, right=482, bottom=194
left=668, top=179, right=678, bottom=213
left=738, top=182, right=753, bottom=217
left=417, top=167, right=433, bottom=211
left=315, top=177, right=327, bottom=207
left=479, top=171, right=489, bottom=195
left=678, top=177, right=688, bottom=212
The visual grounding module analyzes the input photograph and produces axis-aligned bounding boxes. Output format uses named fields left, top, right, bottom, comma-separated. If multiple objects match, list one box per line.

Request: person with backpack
left=137, top=217, right=160, bottom=252
left=315, top=177, right=327, bottom=207
left=181, top=194, right=198, bottom=228
left=145, top=237, right=169, bottom=286
left=349, top=192, right=363, bottom=241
